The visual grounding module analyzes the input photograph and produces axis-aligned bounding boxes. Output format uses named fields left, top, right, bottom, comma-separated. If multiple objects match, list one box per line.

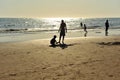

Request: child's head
left=53, top=35, right=57, bottom=38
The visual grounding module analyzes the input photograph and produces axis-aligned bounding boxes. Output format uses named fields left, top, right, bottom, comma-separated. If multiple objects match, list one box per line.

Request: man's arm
left=58, top=25, right=61, bottom=32
left=65, top=24, right=67, bottom=33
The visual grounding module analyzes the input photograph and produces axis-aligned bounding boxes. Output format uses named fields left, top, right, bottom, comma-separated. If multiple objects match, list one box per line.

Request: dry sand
left=0, top=36, right=120, bottom=80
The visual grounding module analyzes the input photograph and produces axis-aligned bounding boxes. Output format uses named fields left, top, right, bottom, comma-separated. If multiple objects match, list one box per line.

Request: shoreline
left=0, top=29, right=120, bottom=43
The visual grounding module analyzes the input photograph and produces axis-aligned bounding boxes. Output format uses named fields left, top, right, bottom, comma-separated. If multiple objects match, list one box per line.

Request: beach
left=0, top=36, right=120, bottom=80
left=0, top=0, right=120, bottom=79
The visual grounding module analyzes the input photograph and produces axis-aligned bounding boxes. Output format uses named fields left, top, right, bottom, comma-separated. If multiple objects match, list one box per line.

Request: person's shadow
left=49, top=43, right=79, bottom=49
left=59, top=43, right=72, bottom=49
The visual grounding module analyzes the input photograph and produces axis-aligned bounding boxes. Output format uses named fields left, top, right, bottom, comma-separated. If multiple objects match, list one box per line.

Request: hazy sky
left=0, top=0, right=120, bottom=18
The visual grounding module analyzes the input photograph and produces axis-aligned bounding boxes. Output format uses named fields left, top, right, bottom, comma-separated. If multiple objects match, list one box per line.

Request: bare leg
left=59, top=35, right=61, bottom=43
left=105, top=31, right=108, bottom=36
left=62, top=36, right=65, bottom=44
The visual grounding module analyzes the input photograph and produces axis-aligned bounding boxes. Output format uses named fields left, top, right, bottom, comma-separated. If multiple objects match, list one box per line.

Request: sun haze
left=0, top=0, right=120, bottom=18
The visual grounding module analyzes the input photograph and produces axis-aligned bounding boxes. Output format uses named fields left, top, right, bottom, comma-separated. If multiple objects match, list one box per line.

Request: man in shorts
left=58, top=20, right=67, bottom=44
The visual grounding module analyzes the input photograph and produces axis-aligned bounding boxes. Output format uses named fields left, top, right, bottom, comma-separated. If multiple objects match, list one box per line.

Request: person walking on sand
left=58, top=20, right=67, bottom=44
left=83, top=24, right=88, bottom=37
left=84, top=24, right=87, bottom=33
left=105, top=19, right=109, bottom=36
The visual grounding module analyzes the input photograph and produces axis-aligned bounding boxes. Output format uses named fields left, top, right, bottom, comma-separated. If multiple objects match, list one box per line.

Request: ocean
left=0, top=18, right=120, bottom=42
left=0, top=18, right=120, bottom=31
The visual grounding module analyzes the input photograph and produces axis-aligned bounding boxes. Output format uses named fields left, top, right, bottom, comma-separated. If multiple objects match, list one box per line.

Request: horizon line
left=0, top=16, right=120, bottom=19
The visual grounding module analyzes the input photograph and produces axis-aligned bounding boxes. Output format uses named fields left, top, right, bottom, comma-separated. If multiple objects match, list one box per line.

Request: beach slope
left=0, top=36, right=120, bottom=80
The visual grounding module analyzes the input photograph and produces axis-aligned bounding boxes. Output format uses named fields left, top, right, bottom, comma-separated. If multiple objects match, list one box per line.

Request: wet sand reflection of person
left=58, top=20, right=67, bottom=44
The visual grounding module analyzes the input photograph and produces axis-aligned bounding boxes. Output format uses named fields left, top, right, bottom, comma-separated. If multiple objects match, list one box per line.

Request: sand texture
left=0, top=36, right=120, bottom=80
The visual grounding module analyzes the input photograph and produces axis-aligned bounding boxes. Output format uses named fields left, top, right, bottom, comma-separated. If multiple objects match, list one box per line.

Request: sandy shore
left=0, top=36, right=120, bottom=80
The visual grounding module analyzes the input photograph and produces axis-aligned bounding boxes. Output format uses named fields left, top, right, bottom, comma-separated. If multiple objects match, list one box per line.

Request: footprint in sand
left=9, top=73, right=17, bottom=76
left=108, top=75, right=114, bottom=77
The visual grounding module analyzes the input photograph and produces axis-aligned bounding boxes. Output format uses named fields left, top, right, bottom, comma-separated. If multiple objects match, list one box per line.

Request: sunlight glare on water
left=42, top=18, right=75, bottom=22
left=41, top=18, right=76, bottom=29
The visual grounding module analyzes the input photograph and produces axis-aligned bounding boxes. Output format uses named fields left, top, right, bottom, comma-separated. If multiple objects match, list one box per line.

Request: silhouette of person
left=83, top=24, right=88, bottom=37
left=105, top=19, right=109, bottom=36
left=58, top=20, right=67, bottom=44
left=50, top=35, right=57, bottom=46
left=80, top=22, right=83, bottom=28
left=84, top=24, right=87, bottom=32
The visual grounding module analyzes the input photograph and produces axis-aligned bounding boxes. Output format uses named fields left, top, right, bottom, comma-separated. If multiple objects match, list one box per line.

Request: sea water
left=0, top=18, right=120, bottom=42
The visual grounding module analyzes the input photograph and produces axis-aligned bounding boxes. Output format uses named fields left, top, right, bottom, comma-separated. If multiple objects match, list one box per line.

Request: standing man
left=105, top=19, right=109, bottom=36
left=58, top=20, right=67, bottom=44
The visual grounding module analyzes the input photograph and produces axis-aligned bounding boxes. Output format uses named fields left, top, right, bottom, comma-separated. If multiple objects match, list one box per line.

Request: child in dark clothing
left=50, top=35, right=57, bottom=46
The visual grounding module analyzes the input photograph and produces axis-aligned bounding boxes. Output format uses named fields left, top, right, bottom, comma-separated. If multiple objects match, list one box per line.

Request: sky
left=0, top=0, right=120, bottom=18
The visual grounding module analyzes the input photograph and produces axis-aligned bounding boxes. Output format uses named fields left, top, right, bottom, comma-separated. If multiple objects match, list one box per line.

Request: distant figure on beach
left=84, top=24, right=87, bottom=32
left=105, top=19, right=109, bottom=36
left=50, top=35, right=57, bottom=46
left=83, top=24, right=88, bottom=37
left=58, top=20, right=67, bottom=44
left=80, top=22, right=83, bottom=28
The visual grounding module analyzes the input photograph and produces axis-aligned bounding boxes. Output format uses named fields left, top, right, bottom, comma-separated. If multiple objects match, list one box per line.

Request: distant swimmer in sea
left=58, top=20, right=67, bottom=44
left=105, top=19, right=109, bottom=36
left=50, top=35, right=57, bottom=47
left=83, top=24, right=88, bottom=37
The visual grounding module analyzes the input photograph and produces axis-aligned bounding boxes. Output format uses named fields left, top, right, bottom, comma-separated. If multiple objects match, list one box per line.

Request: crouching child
left=50, top=35, right=58, bottom=47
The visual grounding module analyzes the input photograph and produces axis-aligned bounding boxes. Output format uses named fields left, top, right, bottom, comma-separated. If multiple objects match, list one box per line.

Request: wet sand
left=0, top=29, right=120, bottom=43
left=0, top=36, right=120, bottom=80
